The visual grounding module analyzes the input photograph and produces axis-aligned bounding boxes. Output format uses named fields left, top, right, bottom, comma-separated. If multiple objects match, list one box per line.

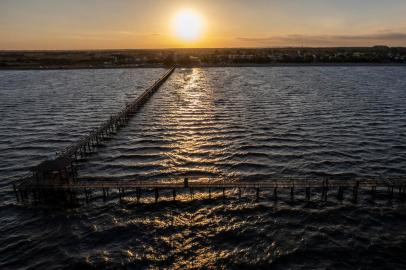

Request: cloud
left=335, top=33, right=406, bottom=40
left=62, top=31, right=162, bottom=41
left=237, top=32, right=406, bottom=46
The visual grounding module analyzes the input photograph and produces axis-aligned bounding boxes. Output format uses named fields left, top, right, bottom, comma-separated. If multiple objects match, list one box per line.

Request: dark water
left=1, top=67, right=406, bottom=269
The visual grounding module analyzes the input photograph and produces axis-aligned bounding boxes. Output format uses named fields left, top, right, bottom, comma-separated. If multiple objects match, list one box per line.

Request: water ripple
left=1, top=67, right=406, bottom=269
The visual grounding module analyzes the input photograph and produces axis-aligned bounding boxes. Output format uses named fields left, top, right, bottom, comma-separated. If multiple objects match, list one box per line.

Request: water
left=1, top=67, right=406, bottom=269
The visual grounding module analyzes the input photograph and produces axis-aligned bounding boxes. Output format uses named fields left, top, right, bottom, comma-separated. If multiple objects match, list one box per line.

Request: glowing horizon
left=1, top=0, right=406, bottom=50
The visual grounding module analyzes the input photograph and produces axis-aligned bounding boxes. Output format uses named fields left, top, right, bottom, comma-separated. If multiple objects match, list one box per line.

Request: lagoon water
left=1, top=67, right=406, bottom=269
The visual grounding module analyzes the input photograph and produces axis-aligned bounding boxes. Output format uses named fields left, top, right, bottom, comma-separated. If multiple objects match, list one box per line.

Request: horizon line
left=1, top=45, right=402, bottom=52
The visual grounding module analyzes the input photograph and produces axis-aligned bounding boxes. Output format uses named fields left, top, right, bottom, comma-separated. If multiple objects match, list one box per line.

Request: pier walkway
left=9, top=65, right=406, bottom=206
left=13, top=177, right=406, bottom=205
left=12, top=66, right=175, bottom=198
left=52, top=66, right=176, bottom=166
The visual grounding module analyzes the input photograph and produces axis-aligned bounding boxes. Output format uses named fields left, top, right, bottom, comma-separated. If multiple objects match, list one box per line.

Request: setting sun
left=172, top=9, right=203, bottom=43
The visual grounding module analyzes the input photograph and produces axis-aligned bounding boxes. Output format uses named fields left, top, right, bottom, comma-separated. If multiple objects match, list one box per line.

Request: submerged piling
left=353, top=181, right=360, bottom=203
left=290, top=186, right=294, bottom=201
left=155, top=188, right=159, bottom=203
left=306, top=187, right=311, bottom=202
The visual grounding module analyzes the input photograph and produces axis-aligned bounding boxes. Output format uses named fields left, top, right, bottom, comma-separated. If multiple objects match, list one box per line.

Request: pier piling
left=290, top=186, right=294, bottom=201
left=136, top=188, right=141, bottom=204
left=155, top=188, right=159, bottom=203
left=273, top=187, right=278, bottom=202
left=306, top=187, right=311, bottom=202
left=10, top=178, right=406, bottom=206
left=353, top=181, right=360, bottom=203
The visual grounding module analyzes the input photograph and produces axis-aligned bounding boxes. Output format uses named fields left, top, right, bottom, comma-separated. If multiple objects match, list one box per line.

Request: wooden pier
left=13, top=177, right=406, bottom=205
left=9, top=64, right=406, bottom=207
left=54, top=66, right=176, bottom=165
left=12, top=66, right=175, bottom=201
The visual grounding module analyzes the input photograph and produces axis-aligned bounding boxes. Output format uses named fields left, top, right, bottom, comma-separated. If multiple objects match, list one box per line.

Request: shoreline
left=1, top=63, right=406, bottom=71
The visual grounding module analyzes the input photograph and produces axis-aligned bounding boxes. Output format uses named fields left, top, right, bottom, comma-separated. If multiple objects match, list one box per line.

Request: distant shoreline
left=2, top=47, right=406, bottom=70
left=1, top=63, right=406, bottom=71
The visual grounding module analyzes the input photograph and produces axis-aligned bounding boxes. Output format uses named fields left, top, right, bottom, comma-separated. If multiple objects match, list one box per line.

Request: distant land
left=1, top=46, right=406, bottom=70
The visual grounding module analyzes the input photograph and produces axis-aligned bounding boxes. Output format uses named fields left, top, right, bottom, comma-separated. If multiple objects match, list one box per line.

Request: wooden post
left=222, top=187, right=226, bottom=200
left=184, top=178, right=189, bottom=188
left=290, top=186, right=294, bottom=201
left=37, top=188, right=42, bottom=203
left=84, top=188, right=89, bottom=204
left=69, top=189, right=74, bottom=204
left=353, top=181, right=359, bottom=203
left=136, top=188, right=141, bottom=204
left=13, top=184, right=19, bottom=203
left=337, top=186, right=344, bottom=202
left=189, top=187, right=194, bottom=200
left=306, top=187, right=311, bottom=202
left=172, top=189, right=176, bottom=201
left=70, top=163, right=75, bottom=182
left=32, top=189, right=37, bottom=202
left=321, top=180, right=325, bottom=201
left=155, top=188, right=159, bottom=203
left=371, top=186, right=376, bottom=201
left=273, top=187, right=278, bottom=202
left=208, top=187, right=211, bottom=199
left=389, top=186, right=394, bottom=201
left=256, top=187, right=260, bottom=200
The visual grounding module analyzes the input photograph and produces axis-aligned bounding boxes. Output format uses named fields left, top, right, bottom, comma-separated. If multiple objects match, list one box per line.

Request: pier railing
left=13, top=177, right=406, bottom=205
left=56, top=66, right=176, bottom=162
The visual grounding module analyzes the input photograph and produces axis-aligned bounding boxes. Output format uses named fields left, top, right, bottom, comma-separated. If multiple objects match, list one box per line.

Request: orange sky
left=1, top=0, right=406, bottom=50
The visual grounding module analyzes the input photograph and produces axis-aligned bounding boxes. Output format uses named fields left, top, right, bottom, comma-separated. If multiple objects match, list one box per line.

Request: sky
left=1, top=0, right=406, bottom=50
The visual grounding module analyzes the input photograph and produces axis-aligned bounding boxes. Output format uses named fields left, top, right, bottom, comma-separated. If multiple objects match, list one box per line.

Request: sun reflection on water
left=162, top=68, right=226, bottom=181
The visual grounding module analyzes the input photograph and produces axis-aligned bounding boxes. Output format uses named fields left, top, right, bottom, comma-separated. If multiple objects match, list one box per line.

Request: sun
left=172, top=9, right=203, bottom=42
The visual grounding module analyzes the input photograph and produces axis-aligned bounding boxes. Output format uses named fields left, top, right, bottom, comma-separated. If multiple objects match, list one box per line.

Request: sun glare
left=173, top=10, right=203, bottom=42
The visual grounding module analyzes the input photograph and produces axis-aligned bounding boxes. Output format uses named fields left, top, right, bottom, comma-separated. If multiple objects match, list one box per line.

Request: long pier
left=10, top=64, right=406, bottom=207
left=12, top=66, right=176, bottom=197
left=54, top=66, right=176, bottom=164
left=13, top=177, right=406, bottom=205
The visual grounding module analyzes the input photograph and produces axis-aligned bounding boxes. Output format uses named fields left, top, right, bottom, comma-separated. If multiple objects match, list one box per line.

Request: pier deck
left=12, top=66, right=175, bottom=197
left=16, top=178, right=406, bottom=190
left=9, top=65, right=406, bottom=206
left=13, top=177, right=406, bottom=205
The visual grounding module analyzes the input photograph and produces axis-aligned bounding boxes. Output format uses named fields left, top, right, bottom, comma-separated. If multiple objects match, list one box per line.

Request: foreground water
left=1, top=67, right=406, bottom=269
